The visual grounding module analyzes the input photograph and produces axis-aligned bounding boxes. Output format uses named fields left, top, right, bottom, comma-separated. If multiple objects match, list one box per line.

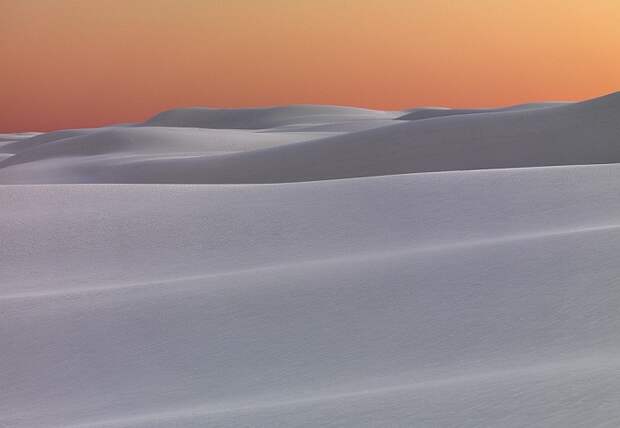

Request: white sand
left=1, top=93, right=619, bottom=427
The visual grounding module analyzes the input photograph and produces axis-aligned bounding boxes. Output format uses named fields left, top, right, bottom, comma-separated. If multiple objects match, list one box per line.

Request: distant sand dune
left=1, top=93, right=617, bottom=184
left=144, top=104, right=400, bottom=129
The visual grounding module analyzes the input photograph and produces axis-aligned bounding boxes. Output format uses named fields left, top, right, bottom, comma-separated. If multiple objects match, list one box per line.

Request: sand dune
left=1, top=93, right=620, bottom=427
left=144, top=104, right=400, bottom=129
left=1, top=93, right=617, bottom=184
left=0, top=127, right=330, bottom=167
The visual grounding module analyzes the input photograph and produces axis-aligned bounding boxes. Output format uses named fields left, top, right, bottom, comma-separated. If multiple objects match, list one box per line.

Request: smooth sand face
left=1, top=93, right=620, bottom=427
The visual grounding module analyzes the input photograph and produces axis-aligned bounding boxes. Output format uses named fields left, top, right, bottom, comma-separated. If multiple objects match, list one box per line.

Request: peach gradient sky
left=2, top=0, right=619, bottom=132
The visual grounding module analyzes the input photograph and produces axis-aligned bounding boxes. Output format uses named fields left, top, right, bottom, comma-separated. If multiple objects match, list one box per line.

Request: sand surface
left=2, top=94, right=620, bottom=427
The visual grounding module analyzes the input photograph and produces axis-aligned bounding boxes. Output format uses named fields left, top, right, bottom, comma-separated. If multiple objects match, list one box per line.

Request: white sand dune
left=1, top=93, right=617, bottom=184
left=1, top=93, right=620, bottom=427
left=144, top=104, right=401, bottom=129
left=0, top=127, right=331, bottom=166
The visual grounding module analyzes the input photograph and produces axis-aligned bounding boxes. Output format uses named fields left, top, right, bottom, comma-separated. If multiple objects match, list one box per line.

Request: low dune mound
left=144, top=104, right=400, bottom=129
left=0, top=126, right=329, bottom=170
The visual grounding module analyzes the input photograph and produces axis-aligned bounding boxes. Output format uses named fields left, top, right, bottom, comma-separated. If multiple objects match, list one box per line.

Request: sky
left=2, top=0, right=619, bottom=132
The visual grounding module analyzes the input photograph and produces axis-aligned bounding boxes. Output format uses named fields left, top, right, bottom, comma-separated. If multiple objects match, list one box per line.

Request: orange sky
left=2, top=0, right=619, bottom=132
